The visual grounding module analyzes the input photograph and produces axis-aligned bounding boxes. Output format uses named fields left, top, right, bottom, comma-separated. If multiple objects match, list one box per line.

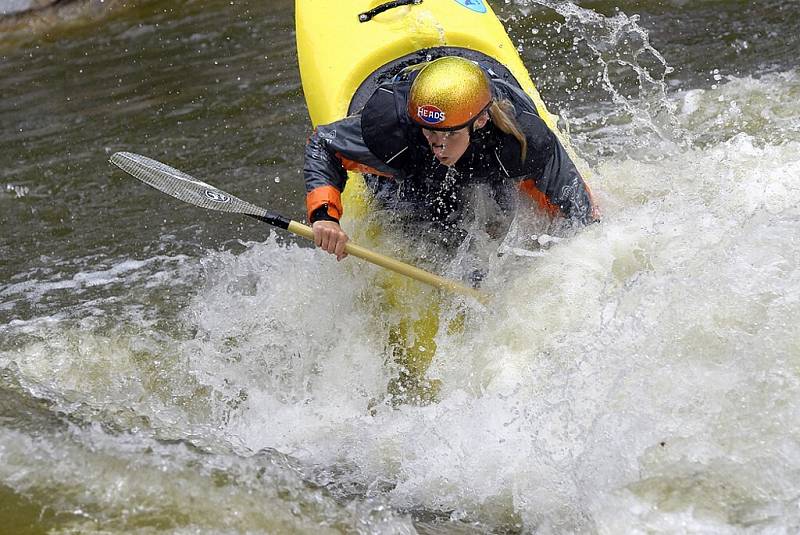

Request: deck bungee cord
left=358, top=0, right=423, bottom=23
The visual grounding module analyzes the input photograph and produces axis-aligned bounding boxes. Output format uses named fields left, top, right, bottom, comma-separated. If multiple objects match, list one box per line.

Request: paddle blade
left=110, top=151, right=268, bottom=218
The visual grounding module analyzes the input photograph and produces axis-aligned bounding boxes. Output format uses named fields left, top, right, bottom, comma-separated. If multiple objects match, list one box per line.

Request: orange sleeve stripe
left=520, top=179, right=601, bottom=221
left=519, top=179, right=561, bottom=218
left=306, top=185, right=343, bottom=222
left=336, top=153, right=394, bottom=178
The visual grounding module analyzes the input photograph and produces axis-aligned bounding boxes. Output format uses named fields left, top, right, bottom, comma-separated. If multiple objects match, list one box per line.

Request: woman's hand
left=312, top=220, right=349, bottom=261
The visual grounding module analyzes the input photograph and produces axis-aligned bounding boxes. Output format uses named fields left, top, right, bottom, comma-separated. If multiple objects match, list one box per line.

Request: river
left=1, top=0, right=799, bottom=533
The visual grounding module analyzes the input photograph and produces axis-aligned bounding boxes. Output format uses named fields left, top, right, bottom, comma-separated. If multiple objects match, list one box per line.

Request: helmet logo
left=417, top=105, right=446, bottom=125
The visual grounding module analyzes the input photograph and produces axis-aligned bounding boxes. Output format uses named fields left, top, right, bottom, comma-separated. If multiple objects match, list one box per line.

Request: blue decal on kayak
left=454, top=0, right=487, bottom=14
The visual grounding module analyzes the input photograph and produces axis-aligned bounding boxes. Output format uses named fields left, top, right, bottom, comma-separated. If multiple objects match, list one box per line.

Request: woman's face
left=421, top=113, right=489, bottom=166
left=422, top=127, right=471, bottom=166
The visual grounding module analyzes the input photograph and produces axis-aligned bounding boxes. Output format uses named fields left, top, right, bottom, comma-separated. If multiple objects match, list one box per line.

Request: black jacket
left=304, top=68, right=596, bottom=227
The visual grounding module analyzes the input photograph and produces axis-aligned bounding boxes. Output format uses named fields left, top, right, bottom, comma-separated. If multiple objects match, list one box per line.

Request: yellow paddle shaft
left=287, top=221, right=489, bottom=304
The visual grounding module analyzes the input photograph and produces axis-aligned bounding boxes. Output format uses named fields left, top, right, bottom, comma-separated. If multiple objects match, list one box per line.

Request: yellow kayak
left=294, top=0, right=570, bottom=402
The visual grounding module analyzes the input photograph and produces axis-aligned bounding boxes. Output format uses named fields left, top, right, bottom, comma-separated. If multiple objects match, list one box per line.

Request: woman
left=303, top=55, right=598, bottom=261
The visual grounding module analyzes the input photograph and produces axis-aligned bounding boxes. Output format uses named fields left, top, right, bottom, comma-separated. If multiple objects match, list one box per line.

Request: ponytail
left=488, top=99, right=527, bottom=163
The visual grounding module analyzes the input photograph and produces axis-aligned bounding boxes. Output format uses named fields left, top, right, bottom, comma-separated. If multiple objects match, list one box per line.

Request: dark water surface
left=2, top=0, right=800, bottom=533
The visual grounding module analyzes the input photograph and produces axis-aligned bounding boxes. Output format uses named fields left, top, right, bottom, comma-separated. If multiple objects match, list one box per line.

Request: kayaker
left=304, top=55, right=598, bottom=260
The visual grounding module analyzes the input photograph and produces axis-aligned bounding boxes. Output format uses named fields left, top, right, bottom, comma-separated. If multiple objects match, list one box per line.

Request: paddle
left=109, top=152, right=489, bottom=303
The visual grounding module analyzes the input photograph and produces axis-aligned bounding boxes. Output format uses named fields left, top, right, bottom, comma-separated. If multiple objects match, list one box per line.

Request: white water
left=230, top=71, right=798, bottom=531
left=118, top=70, right=800, bottom=531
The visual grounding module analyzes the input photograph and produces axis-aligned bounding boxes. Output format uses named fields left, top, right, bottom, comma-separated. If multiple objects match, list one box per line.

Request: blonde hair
left=488, top=100, right=527, bottom=162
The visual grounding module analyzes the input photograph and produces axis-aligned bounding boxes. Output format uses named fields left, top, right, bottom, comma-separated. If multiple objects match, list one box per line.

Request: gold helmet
left=407, top=57, right=492, bottom=131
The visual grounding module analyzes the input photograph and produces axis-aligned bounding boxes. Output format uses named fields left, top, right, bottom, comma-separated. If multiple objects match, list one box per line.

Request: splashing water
left=504, top=0, right=691, bottom=159
left=2, top=0, right=800, bottom=533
